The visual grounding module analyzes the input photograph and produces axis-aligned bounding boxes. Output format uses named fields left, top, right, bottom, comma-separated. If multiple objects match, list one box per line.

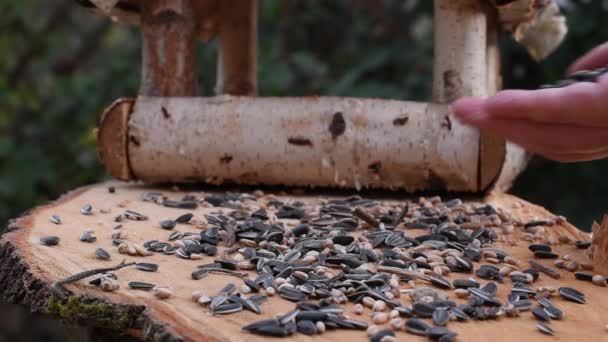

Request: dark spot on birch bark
left=393, top=115, right=409, bottom=126
left=288, top=137, right=313, bottom=147
left=368, top=162, right=382, bottom=174
left=161, top=107, right=171, bottom=119
left=129, top=135, right=141, bottom=147
left=428, top=170, right=447, bottom=190
left=328, top=112, right=346, bottom=139
left=220, top=154, right=233, bottom=164
left=443, top=70, right=463, bottom=101
left=442, top=115, right=452, bottom=131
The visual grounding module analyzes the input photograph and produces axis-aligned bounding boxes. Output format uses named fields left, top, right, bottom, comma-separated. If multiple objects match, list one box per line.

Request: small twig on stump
left=51, top=259, right=136, bottom=298
left=393, top=204, right=409, bottom=228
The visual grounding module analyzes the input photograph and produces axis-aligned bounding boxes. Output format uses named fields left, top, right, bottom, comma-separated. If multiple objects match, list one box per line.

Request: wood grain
left=1, top=182, right=606, bottom=341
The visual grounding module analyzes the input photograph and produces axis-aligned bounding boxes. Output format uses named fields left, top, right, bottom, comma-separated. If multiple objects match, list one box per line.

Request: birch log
left=140, top=0, right=198, bottom=96
left=98, top=96, right=482, bottom=192
left=433, top=0, right=495, bottom=191
left=480, top=4, right=507, bottom=190
left=216, top=0, right=258, bottom=95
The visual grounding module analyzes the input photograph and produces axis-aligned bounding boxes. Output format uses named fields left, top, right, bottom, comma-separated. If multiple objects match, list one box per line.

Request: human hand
left=452, top=42, right=608, bottom=162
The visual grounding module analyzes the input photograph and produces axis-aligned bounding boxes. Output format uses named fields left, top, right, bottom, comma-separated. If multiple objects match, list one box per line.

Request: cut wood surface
left=1, top=181, right=607, bottom=341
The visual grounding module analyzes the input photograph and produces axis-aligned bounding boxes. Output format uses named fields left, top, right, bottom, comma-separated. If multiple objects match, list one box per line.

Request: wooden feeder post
left=140, top=0, right=199, bottom=96
left=433, top=0, right=506, bottom=190
left=216, top=0, right=258, bottom=95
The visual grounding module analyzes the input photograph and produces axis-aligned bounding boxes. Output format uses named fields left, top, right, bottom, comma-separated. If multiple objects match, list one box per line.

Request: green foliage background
left=1, top=0, right=607, bottom=232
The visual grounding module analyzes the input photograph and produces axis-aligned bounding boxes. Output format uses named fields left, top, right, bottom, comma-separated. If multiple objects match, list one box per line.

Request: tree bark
left=216, top=0, right=258, bottom=95
left=140, top=0, right=198, bottom=96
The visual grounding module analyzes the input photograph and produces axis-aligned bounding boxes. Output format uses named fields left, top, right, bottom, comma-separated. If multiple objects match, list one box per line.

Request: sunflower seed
left=558, top=287, right=586, bottom=304
left=242, top=319, right=293, bottom=337
left=211, top=302, right=243, bottom=315
left=79, top=230, right=97, bottom=242
left=40, top=236, right=60, bottom=246
left=95, top=248, right=111, bottom=260
left=296, top=320, right=317, bottom=335
left=124, top=210, right=147, bottom=221
left=574, top=272, right=594, bottom=282
left=128, top=281, right=156, bottom=290
left=136, top=263, right=159, bottom=272
left=159, top=220, right=177, bottom=230
left=532, top=307, right=551, bottom=321
left=432, top=308, right=449, bottom=326
left=404, top=318, right=430, bottom=336
left=50, top=215, right=61, bottom=224
left=175, top=213, right=193, bottom=223
left=536, top=322, right=555, bottom=335
left=528, top=244, right=552, bottom=253
left=533, top=251, right=559, bottom=259
left=80, top=204, right=93, bottom=215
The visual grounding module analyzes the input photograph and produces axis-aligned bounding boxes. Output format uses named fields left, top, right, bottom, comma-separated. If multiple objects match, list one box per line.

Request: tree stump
left=1, top=182, right=607, bottom=341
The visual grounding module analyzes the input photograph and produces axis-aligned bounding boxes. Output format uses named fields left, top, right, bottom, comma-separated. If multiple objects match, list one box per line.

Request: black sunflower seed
left=404, top=318, right=430, bottom=336
left=128, top=281, right=156, bottom=290
left=430, top=275, right=453, bottom=289
left=79, top=230, right=96, bottom=243
left=40, top=236, right=60, bottom=246
left=533, top=251, right=559, bottom=259
left=537, top=322, right=555, bottom=335
left=136, top=263, right=159, bottom=272
left=575, top=240, right=591, bottom=249
left=427, top=326, right=454, bottom=340
left=159, top=220, right=177, bottom=230
left=296, top=320, right=317, bottom=335
left=574, top=272, right=594, bottom=282
left=558, top=287, right=586, bottom=304
left=50, top=214, right=61, bottom=224
left=80, top=204, right=92, bottom=215
left=412, top=303, right=435, bottom=318
left=370, top=329, right=395, bottom=342
left=212, top=302, right=243, bottom=315
left=532, top=307, right=551, bottom=321
left=432, top=308, right=450, bottom=326
left=242, top=320, right=292, bottom=337
left=528, top=243, right=553, bottom=253
left=453, top=279, right=480, bottom=289
left=95, top=247, right=111, bottom=260
left=175, top=213, right=193, bottom=223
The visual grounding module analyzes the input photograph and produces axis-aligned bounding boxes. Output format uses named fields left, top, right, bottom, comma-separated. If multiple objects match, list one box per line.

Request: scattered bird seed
left=79, top=230, right=97, bottom=243
left=128, top=281, right=156, bottom=290
left=153, top=287, right=172, bottom=299
left=537, top=322, right=555, bottom=335
left=95, top=248, right=111, bottom=260
left=558, top=287, right=586, bottom=304
left=136, top=263, right=159, bottom=272
left=80, top=204, right=93, bottom=215
left=50, top=214, right=61, bottom=225
left=40, top=236, right=60, bottom=246
left=159, top=220, right=177, bottom=230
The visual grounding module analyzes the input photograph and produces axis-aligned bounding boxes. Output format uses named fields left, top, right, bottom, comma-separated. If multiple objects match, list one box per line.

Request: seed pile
left=40, top=188, right=604, bottom=341
left=540, top=65, right=608, bottom=89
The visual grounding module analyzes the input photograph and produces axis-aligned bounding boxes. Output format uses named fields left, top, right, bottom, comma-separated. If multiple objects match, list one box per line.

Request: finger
left=537, top=149, right=608, bottom=163
left=514, top=141, right=608, bottom=163
left=456, top=84, right=608, bottom=127
left=568, top=42, right=608, bottom=74
left=459, top=116, right=608, bottom=152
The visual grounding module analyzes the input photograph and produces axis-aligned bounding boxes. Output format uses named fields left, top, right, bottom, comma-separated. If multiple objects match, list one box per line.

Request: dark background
left=1, top=0, right=607, bottom=340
